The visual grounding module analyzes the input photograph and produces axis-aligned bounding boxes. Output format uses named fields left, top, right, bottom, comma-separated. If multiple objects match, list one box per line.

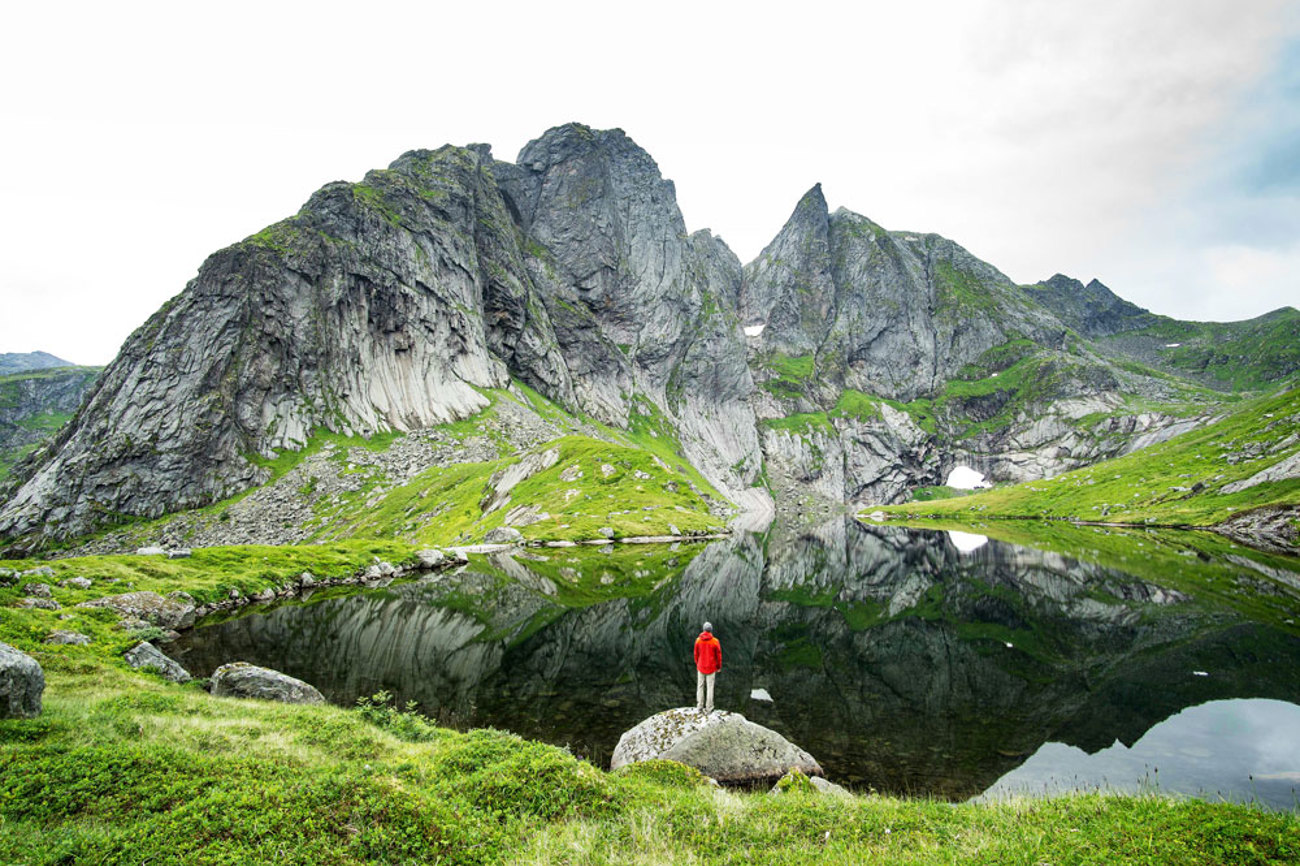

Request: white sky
left=3, top=0, right=1298, bottom=366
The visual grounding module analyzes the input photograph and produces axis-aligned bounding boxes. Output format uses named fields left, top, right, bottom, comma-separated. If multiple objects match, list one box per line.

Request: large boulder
left=210, top=662, right=324, bottom=704
left=611, top=707, right=823, bottom=786
left=0, top=642, right=44, bottom=718
left=483, top=526, right=524, bottom=545
left=77, top=591, right=197, bottom=630
left=124, top=641, right=191, bottom=683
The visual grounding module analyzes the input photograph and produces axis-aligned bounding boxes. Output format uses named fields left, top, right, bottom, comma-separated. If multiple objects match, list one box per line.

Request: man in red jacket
left=694, top=622, right=722, bottom=712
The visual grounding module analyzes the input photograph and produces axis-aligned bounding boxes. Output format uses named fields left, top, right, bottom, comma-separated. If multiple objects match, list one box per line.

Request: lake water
left=170, top=520, right=1300, bottom=809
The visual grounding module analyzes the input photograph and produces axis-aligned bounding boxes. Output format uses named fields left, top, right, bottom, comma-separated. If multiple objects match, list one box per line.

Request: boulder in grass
left=484, top=526, right=524, bottom=545
left=124, top=641, right=191, bottom=683
left=414, top=550, right=445, bottom=569
left=44, top=630, right=92, bottom=646
left=210, top=662, right=324, bottom=704
left=77, top=591, right=196, bottom=630
left=15, top=598, right=61, bottom=610
left=0, top=641, right=44, bottom=718
left=612, top=707, right=823, bottom=787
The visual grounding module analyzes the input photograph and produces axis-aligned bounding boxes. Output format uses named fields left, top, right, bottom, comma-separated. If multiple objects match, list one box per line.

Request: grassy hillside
left=20, top=384, right=732, bottom=557
left=1100, top=308, right=1300, bottom=392
left=878, top=386, right=1300, bottom=533
left=2, top=551, right=1296, bottom=864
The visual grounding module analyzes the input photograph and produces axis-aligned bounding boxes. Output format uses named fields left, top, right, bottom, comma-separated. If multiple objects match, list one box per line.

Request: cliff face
left=0, top=123, right=1283, bottom=546
left=0, top=366, right=100, bottom=483
left=0, top=125, right=764, bottom=543
left=741, top=189, right=1209, bottom=506
left=743, top=186, right=1066, bottom=402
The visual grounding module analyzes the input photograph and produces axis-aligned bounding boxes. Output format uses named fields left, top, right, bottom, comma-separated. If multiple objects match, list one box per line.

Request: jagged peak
left=1038, top=273, right=1086, bottom=291
left=516, top=122, right=646, bottom=172
left=794, top=183, right=828, bottom=216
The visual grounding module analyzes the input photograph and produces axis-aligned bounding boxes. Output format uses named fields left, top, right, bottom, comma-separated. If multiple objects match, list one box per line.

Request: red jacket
left=694, top=631, right=721, bottom=674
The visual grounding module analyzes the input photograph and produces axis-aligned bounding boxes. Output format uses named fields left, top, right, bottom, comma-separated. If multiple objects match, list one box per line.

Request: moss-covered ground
left=3, top=534, right=1297, bottom=863
left=879, top=385, right=1300, bottom=533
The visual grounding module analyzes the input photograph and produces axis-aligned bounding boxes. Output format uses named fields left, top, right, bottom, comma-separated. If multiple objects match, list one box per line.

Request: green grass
left=7, top=664, right=1296, bottom=864
left=1116, top=308, right=1300, bottom=391
left=3, top=538, right=1296, bottom=863
left=761, top=412, right=834, bottom=437
left=880, top=385, right=1300, bottom=532
left=316, top=434, right=724, bottom=546
left=761, top=353, right=817, bottom=399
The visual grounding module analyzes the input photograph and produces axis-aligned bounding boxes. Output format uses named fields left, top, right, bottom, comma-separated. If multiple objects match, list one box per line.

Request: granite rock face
left=0, top=641, right=44, bottom=718
left=0, top=365, right=99, bottom=488
left=2, top=123, right=1287, bottom=546
left=0, top=124, right=765, bottom=545
left=210, top=662, right=324, bottom=704
left=742, top=186, right=1065, bottom=403
left=124, top=641, right=192, bottom=683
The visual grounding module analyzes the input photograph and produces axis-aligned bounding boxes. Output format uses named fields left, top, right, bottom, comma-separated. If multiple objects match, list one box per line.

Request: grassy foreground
left=3, top=547, right=1298, bottom=864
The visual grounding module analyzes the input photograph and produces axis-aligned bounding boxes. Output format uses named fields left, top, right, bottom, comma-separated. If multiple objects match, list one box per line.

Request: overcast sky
left=3, top=0, right=1297, bottom=366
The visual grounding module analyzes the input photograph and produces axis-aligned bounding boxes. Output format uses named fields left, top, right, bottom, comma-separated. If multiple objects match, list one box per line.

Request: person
left=694, top=622, right=721, bottom=711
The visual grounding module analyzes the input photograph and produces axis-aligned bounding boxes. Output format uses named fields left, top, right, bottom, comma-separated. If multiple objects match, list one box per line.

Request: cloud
left=2, top=0, right=1298, bottom=361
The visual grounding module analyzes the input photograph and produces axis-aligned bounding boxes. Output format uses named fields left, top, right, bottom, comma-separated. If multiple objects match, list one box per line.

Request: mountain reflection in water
left=171, top=521, right=1300, bottom=801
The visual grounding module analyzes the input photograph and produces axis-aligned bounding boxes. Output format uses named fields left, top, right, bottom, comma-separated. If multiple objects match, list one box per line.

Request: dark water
left=170, top=521, right=1300, bottom=808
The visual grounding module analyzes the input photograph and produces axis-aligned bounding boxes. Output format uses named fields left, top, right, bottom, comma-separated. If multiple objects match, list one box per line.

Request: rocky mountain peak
left=739, top=184, right=835, bottom=355
left=1024, top=274, right=1153, bottom=337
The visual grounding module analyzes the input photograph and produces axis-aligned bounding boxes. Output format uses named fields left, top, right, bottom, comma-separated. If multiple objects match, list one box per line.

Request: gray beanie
left=703, top=622, right=713, bottom=632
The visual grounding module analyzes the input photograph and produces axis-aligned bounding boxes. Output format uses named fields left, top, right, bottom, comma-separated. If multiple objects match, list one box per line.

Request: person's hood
left=697, top=631, right=717, bottom=642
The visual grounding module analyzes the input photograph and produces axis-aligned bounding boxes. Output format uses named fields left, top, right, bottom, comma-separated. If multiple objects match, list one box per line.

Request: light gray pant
left=696, top=671, right=716, bottom=710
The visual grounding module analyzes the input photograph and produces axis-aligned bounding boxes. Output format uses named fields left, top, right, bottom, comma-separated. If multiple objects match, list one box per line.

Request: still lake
left=171, top=520, right=1300, bottom=809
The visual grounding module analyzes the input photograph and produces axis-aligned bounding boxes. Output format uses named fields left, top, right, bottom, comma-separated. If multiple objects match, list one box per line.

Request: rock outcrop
left=210, top=662, right=324, bottom=704
left=77, top=591, right=197, bottom=631
left=611, top=707, right=823, bottom=786
left=124, top=641, right=192, bottom=683
left=0, top=641, right=44, bottom=718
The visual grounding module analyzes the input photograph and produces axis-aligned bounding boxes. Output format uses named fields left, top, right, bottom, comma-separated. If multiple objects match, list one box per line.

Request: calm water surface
left=171, top=521, right=1300, bottom=808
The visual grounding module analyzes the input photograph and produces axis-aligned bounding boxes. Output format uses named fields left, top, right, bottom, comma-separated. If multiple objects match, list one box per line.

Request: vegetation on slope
left=878, top=386, right=1300, bottom=532
left=1102, top=308, right=1300, bottom=392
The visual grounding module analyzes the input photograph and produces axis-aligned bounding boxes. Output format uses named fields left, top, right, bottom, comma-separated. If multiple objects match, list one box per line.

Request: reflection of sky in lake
left=978, top=699, right=1300, bottom=810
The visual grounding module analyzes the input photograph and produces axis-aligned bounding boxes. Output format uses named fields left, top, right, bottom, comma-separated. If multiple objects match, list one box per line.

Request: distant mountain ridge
left=1023, top=275, right=1300, bottom=390
left=1, top=123, right=1294, bottom=549
left=0, top=352, right=77, bottom=375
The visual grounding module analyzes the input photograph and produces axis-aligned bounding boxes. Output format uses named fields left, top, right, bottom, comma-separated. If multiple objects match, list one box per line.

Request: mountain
left=1024, top=275, right=1300, bottom=390
left=0, top=352, right=77, bottom=375
left=0, top=366, right=100, bottom=483
left=0, top=124, right=1293, bottom=550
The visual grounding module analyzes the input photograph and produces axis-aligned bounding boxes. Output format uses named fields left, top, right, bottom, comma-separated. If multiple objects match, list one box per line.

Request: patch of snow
left=744, top=324, right=766, bottom=337
left=946, top=465, right=988, bottom=489
left=1164, top=343, right=1182, bottom=348
left=947, top=530, right=989, bottom=554
left=750, top=688, right=773, bottom=702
